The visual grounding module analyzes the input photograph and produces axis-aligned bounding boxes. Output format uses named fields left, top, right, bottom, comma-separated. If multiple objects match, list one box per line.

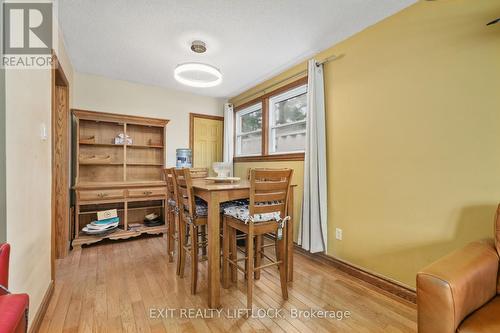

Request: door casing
left=51, top=52, right=70, bottom=279
left=189, top=113, right=224, bottom=173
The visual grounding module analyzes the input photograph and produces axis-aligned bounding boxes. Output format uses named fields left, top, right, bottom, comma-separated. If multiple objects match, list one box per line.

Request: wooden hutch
left=72, top=109, right=169, bottom=248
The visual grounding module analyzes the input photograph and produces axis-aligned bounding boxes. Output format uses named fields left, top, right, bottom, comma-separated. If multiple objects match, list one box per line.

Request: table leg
left=207, top=191, right=221, bottom=308
left=287, top=188, right=294, bottom=282
left=167, top=209, right=175, bottom=262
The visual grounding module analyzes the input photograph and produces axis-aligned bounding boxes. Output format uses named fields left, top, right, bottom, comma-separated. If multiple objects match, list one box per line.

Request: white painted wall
left=73, top=73, right=226, bottom=166
left=4, top=26, right=74, bottom=325
left=5, top=68, right=52, bottom=324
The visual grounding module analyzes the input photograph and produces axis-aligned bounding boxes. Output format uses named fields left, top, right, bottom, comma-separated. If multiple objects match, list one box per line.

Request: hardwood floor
left=39, top=236, right=416, bottom=333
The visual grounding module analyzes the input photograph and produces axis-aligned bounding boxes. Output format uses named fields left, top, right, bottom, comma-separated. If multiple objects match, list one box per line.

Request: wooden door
left=190, top=114, right=224, bottom=174
left=52, top=55, right=70, bottom=262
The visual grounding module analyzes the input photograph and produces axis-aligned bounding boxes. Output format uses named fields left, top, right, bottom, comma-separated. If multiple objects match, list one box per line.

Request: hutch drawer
left=77, top=189, right=125, bottom=202
left=128, top=187, right=166, bottom=198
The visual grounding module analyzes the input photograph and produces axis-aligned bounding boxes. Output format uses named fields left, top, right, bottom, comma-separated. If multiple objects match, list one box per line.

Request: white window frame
left=268, top=84, right=308, bottom=155
left=235, top=102, right=263, bottom=157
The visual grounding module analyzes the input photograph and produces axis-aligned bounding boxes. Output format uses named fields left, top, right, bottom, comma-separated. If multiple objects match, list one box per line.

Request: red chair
left=0, top=243, right=29, bottom=333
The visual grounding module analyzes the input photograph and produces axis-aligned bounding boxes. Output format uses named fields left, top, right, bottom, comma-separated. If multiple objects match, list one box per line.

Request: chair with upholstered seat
left=222, top=168, right=293, bottom=310
left=172, top=168, right=208, bottom=294
left=0, top=243, right=29, bottom=333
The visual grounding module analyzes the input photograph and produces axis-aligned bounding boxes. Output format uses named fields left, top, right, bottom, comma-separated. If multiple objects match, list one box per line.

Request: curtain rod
left=232, top=54, right=339, bottom=105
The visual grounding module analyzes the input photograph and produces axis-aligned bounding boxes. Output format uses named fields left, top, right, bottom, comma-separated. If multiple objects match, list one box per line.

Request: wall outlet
left=335, top=228, right=343, bottom=240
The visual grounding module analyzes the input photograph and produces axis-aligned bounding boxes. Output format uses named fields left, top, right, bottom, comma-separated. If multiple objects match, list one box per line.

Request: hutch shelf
left=72, top=109, right=169, bottom=248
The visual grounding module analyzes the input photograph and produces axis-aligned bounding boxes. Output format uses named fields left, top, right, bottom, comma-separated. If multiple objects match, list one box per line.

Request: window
left=235, top=102, right=262, bottom=157
left=268, top=84, right=307, bottom=154
left=233, top=78, right=308, bottom=161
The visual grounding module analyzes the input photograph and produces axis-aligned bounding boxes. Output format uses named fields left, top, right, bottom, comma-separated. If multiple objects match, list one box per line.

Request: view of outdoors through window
left=270, top=86, right=307, bottom=153
left=241, top=109, right=262, bottom=132
left=237, top=106, right=262, bottom=156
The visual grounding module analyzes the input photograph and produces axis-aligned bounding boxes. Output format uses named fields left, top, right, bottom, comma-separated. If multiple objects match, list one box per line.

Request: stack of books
left=144, top=213, right=164, bottom=227
left=82, top=209, right=120, bottom=235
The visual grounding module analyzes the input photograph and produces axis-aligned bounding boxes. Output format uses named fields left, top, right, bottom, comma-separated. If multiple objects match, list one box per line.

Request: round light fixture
left=174, top=62, right=222, bottom=88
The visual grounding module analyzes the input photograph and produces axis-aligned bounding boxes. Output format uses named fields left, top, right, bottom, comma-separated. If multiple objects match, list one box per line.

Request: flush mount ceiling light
left=174, top=62, right=222, bottom=88
left=191, top=40, right=207, bottom=53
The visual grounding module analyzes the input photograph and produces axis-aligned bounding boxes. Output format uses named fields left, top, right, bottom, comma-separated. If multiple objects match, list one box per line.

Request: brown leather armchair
left=417, top=206, right=500, bottom=333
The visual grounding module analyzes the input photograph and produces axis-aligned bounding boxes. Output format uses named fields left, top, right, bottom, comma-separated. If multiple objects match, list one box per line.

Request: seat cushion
left=0, top=293, right=29, bottom=333
left=223, top=204, right=281, bottom=223
left=184, top=199, right=251, bottom=219
left=458, top=296, right=500, bottom=333
left=184, top=202, right=208, bottom=217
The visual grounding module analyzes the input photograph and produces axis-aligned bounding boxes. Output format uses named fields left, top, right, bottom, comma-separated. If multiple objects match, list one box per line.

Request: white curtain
left=223, top=103, right=234, bottom=176
left=299, top=59, right=328, bottom=253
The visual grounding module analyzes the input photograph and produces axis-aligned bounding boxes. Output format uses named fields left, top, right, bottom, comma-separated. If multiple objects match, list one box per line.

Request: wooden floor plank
left=39, top=236, right=416, bottom=333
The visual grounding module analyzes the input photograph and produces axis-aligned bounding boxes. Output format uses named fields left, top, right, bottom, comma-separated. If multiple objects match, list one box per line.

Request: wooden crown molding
left=72, top=109, right=170, bottom=127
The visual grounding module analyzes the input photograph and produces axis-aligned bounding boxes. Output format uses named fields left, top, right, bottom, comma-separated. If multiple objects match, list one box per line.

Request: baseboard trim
left=294, top=245, right=416, bottom=304
left=29, top=280, right=54, bottom=333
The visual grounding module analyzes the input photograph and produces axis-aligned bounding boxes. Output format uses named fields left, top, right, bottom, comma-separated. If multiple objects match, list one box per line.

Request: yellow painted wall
left=234, top=161, right=304, bottom=242
left=231, top=0, right=500, bottom=288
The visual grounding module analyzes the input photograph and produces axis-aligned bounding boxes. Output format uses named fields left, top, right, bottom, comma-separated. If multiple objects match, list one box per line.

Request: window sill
left=233, top=153, right=304, bottom=163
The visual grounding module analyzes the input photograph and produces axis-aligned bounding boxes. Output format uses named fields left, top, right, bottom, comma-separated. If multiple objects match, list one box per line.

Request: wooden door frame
left=189, top=113, right=224, bottom=166
left=51, top=52, right=70, bottom=280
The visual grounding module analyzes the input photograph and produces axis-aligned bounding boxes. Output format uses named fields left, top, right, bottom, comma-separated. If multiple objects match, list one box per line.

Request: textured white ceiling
left=59, top=0, right=417, bottom=98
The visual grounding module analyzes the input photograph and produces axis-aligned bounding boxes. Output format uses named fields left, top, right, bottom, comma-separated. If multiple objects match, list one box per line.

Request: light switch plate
left=40, top=123, right=48, bottom=141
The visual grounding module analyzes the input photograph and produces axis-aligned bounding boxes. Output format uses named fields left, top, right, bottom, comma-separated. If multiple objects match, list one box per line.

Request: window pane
left=273, top=93, right=307, bottom=126
left=241, top=109, right=262, bottom=133
left=271, top=122, right=306, bottom=153
left=238, top=132, right=262, bottom=155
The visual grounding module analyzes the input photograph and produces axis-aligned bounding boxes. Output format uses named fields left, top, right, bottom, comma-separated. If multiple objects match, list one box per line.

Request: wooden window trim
left=233, top=77, right=307, bottom=162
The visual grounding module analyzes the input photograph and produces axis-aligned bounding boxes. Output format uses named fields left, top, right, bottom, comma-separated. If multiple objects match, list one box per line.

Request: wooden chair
left=163, top=167, right=177, bottom=262
left=222, top=168, right=293, bottom=310
left=172, top=168, right=208, bottom=294
left=246, top=168, right=285, bottom=280
left=189, top=167, right=209, bottom=179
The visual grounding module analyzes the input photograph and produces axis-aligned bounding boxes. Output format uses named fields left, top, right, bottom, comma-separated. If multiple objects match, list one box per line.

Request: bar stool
left=163, top=167, right=178, bottom=263
left=172, top=168, right=208, bottom=294
left=222, top=168, right=293, bottom=310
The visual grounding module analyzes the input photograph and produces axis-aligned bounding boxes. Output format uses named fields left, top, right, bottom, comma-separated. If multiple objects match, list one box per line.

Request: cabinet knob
left=98, top=192, right=108, bottom=198
left=143, top=191, right=153, bottom=195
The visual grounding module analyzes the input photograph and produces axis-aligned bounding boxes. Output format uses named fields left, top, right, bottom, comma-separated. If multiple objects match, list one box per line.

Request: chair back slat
left=189, top=167, right=209, bottom=179
left=254, top=180, right=289, bottom=192
left=252, top=203, right=286, bottom=215
left=254, top=192, right=287, bottom=203
left=249, top=168, right=293, bottom=218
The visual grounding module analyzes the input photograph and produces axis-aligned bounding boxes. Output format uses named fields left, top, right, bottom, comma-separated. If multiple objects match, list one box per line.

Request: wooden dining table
left=192, top=178, right=295, bottom=308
